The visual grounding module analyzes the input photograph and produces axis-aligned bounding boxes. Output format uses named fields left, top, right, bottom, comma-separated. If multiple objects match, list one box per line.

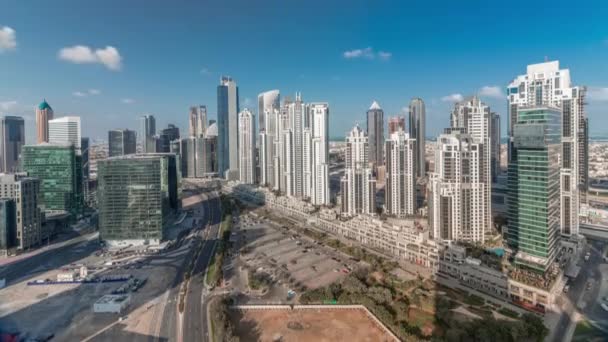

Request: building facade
left=156, top=124, right=180, bottom=153
left=385, top=130, right=417, bottom=217
left=258, top=90, right=280, bottom=186
left=507, top=106, right=561, bottom=272
left=0, top=174, right=42, bottom=250
left=217, top=76, right=240, bottom=180
left=388, top=116, right=406, bottom=136
left=189, top=105, right=207, bottom=138
left=0, top=116, right=25, bottom=173
left=97, top=154, right=179, bottom=246
left=366, top=101, right=384, bottom=170
left=108, top=129, right=137, bottom=157
left=409, top=98, right=426, bottom=178
left=309, top=103, right=330, bottom=206
left=36, top=100, right=54, bottom=144
left=490, top=112, right=501, bottom=183
left=341, top=125, right=376, bottom=216
left=49, top=116, right=81, bottom=150
left=238, top=109, right=256, bottom=184
left=0, top=199, right=16, bottom=256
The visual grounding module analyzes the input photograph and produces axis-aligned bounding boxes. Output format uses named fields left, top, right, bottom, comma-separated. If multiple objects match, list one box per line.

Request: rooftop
left=38, top=99, right=52, bottom=111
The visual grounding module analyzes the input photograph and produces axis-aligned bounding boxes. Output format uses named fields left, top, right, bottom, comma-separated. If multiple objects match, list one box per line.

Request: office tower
left=189, top=105, right=207, bottom=138
left=429, top=129, right=485, bottom=243
left=108, top=129, right=137, bottom=157
left=388, top=116, right=406, bottom=135
left=340, top=125, right=375, bottom=216
left=490, top=112, right=501, bottom=183
left=258, top=90, right=280, bottom=186
left=174, top=137, right=203, bottom=178
left=157, top=124, right=180, bottom=153
left=217, top=76, right=240, bottom=180
left=309, top=103, right=330, bottom=206
left=0, top=174, right=42, bottom=250
left=81, top=138, right=90, bottom=180
left=238, top=109, right=255, bottom=184
left=366, top=101, right=384, bottom=170
left=385, top=130, right=416, bottom=217
left=36, top=99, right=54, bottom=144
left=507, top=106, right=561, bottom=272
left=274, top=101, right=291, bottom=192
left=507, top=61, right=586, bottom=237
left=21, top=144, right=82, bottom=217
left=408, top=98, right=426, bottom=178
left=139, top=114, right=157, bottom=153
left=0, top=199, right=16, bottom=256
left=49, top=116, right=81, bottom=150
left=0, top=116, right=25, bottom=173
left=97, top=154, right=179, bottom=247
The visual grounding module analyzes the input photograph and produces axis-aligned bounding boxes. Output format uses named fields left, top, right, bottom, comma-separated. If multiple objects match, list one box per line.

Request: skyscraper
left=189, top=105, right=207, bottom=138
left=49, top=116, right=81, bottom=150
left=157, top=124, right=180, bottom=153
left=408, top=98, right=426, bottom=178
left=490, top=112, right=501, bottom=183
left=217, top=76, right=240, bottom=180
left=507, top=106, right=561, bottom=272
left=0, top=116, right=25, bottom=173
left=385, top=130, right=416, bottom=217
left=258, top=90, right=280, bottom=186
left=366, top=101, right=384, bottom=170
left=288, top=93, right=306, bottom=197
left=238, top=109, right=255, bottom=184
left=21, top=144, right=82, bottom=217
left=309, top=103, right=330, bottom=206
left=0, top=199, right=16, bottom=256
left=108, top=129, right=137, bottom=157
left=340, top=125, right=376, bottom=216
left=36, top=99, right=54, bottom=144
left=139, top=114, right=157, bottom=153
left=429, top=129, right=486, bottom=243
left=388, top=116, right=406, bottom=135
left=507, top=60, right=586, bottom=237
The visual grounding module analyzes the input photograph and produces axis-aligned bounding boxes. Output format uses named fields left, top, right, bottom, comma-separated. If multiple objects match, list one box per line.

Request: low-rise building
left=93, top=294, right=131, bottom=313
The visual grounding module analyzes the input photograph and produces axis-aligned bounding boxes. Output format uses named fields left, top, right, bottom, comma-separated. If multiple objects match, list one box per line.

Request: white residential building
left=258, top=90, right=280, bottom=186
left=429, top=129, right=486, bottom=243
left=238, top=109, right=255, bottom=184
left=385, top=129, right=416, bottom=217
left=189, top=105, right=207, bottom=138
left=309, top=103, right=330, bottom=206
left=48, top=116, right=81, bottom=151
left=341, top=125, right=376, bottom=216
left=507, top=61, right=587, bottom=237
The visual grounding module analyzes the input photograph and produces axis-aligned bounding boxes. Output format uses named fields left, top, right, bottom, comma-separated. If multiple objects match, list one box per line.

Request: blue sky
left=1, top=0, right=608, bottom=143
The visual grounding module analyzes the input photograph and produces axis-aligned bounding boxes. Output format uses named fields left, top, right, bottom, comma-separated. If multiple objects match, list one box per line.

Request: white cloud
left=343, top=47, right=392, bottom=61
left=200, top=68, right=210, bottom=75
left=72, top=89, right=101, bottom=97
left=587, top=87, right=608, bottom=101
left=121, top=98, right=135, bottom=104
left=478, top=86, right=504, bottom=99
left=58, top=45, right=122, bottom=71
left=0, top=100, right=17, bottom=111
left=441, top=93, right=464, bottom=102
left=0, top=26, right=16, bottom=52
left=378, top=51, right=392, bottom=60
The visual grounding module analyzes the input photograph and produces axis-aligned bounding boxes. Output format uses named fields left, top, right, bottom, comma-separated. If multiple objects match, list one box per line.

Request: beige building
left=36, top=99, right=54, bottom=144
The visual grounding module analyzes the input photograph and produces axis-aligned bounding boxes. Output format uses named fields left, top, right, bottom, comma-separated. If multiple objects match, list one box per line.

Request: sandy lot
left=230, top=307, right=396, bottom=342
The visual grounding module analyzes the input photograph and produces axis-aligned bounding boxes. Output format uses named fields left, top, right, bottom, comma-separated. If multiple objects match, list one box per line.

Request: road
left=552, top=238, right=608, bottom=341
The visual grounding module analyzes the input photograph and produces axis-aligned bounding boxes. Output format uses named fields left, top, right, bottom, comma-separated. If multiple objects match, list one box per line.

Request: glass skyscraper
left=217, top=76, right=239, bottom=179
left=507, top=106, right=561, bottom=272
left=0, top=116, right=25, bottom=173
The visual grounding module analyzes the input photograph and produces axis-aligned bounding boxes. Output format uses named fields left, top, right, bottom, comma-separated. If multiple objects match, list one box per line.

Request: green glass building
left=97, top=154, right=179, bottom=246
left=21, top=144, right=83, bottom=218
left=507, top=106, right=561, bottom=272
left=0, top=199, right=17, bottom=256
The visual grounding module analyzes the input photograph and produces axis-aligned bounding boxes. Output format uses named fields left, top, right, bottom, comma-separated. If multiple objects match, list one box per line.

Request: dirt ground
left=230, top=308, right=396, bottom=342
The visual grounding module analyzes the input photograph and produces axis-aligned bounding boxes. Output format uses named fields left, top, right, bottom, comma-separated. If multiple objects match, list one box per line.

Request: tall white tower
left=258, top=90, right=280, bottom=186
left=238, top=109, right=255, bottom=184
left=385, top=129, right=416, bottom=217
left=341, top=125, right=376, bottom=216
left=309, top=102, right=330, bottom=206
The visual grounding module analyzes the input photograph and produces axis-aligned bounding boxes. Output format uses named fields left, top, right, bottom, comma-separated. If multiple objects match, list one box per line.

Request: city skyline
left=2, top=1, right=608, bottom=143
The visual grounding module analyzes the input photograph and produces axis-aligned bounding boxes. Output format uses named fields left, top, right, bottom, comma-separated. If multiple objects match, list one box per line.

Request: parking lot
left=228, top=211, right=359, bottom=299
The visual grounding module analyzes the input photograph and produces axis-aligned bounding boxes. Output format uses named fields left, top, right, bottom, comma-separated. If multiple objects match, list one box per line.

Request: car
left=602, top=303, right=608, bottom=312
left=563, top=285, right=570, bottom=293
